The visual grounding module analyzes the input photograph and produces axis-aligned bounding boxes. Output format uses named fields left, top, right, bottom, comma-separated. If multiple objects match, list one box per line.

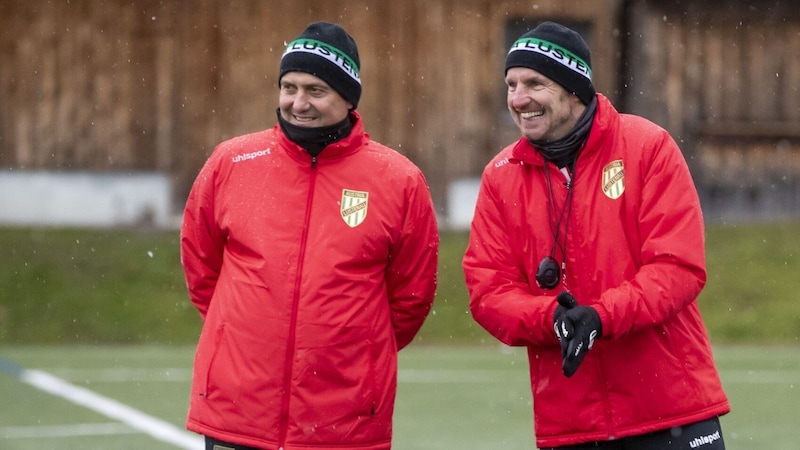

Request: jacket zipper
left=277, top=156, right=318, bottom=448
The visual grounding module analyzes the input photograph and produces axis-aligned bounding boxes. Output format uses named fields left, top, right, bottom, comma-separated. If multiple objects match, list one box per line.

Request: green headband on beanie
left=505, top=21, right=595, bottom=105
left=280, top=22, right=362, bottom=108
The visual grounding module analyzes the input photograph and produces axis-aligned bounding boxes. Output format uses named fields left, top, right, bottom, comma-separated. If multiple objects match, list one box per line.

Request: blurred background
left=1, top=0, right=799, bottom=361
left=1, top=0, right=799, bottom=228
left=1, top=2, right=799, bottom=448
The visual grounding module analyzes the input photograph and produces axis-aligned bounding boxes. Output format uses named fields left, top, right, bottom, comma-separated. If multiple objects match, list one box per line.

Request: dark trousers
left=542, top=416, right=725, bottom=450
left=205, top=436, right=262, bottom=450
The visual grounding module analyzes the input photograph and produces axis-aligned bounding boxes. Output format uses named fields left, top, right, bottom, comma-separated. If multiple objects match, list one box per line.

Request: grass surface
left=3, top=222, right=799, bottom=345
left=1, top=224, right=797, bottom=449
left=701, top=222, right=800, bottom=343
left=0, top=227, right=197, bottom=344
left=1, top=345, right=798, bottom=449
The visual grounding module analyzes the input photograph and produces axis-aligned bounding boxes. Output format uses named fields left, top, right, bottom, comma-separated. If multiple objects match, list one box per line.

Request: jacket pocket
left=194, top=323, right=226, bottom=397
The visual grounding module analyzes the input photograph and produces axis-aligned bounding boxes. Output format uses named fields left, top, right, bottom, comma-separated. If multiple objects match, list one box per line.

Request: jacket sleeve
left=463, top=171, right=558, bottom=347
left=594, top=129, right=707, bottom=338
left=180, top=156, right=226, bottom=320
left=385, top=170, right=439, bottom=350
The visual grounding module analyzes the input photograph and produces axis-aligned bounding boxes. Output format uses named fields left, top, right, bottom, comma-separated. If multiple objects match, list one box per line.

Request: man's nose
left=293, top=91, right=311, bottom=110
left=509, top=89, right=529, bottom=110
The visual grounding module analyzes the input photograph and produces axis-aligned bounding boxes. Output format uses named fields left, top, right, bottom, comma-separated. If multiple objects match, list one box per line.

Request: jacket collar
left=278, top=111, right=368, bottom=163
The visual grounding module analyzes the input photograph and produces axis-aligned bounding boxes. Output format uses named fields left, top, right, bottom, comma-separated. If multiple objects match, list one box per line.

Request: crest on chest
left=602, top=160, right=625, bottom=200
left=341, top=189, right=369, bottom=227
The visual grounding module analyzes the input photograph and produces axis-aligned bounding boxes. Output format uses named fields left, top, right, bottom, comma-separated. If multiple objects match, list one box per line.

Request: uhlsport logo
left=688, top=430, right=721, bottom=448
left=231, top=148, right=270, bottom=163
left=341, top=189, right=368, bottom=227
left=602, top=159, right=625, bottom=199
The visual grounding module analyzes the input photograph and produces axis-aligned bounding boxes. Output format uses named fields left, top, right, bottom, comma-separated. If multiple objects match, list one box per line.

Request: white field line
left=46, top=367, right=192, bottom=382
left=42, top=367, right=523, bottom=384
left=1, top=422, right=139, bottom=438
left=33, top=367, right=800, bottom=385
left=18, top=368, right=203, bottom=449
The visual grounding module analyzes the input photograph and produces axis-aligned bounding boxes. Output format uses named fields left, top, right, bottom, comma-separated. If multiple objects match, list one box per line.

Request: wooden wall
left=3, top=0, right=797, bottom=221
left=624, top=0, right=800, bottom=221
left=0, top=0, right=621, bottom=215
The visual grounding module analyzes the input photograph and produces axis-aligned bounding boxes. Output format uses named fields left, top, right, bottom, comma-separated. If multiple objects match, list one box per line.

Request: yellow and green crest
left=341, top=189, right=368, bottom=227
left=602, top=160, right=625, bottom=200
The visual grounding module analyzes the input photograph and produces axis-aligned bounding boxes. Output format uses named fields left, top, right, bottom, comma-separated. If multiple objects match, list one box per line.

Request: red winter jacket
left=181, top=112, right=438, bottom=450
left=463, top=95, right=729, bottom=448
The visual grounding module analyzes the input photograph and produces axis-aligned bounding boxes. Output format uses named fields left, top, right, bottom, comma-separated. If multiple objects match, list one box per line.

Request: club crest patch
left=341, top=189, right=369, bottom=227
left=602, top=160, right=625, bottom=199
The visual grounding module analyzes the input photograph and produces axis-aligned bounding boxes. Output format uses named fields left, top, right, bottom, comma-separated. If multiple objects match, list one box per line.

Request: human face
left=279, top=72, right=353, bottom=127
left=505, top=67, right=586, bottom=142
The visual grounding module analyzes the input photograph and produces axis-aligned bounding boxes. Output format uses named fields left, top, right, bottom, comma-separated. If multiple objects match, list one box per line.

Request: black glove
left=553, top=291, right=577, bottom=359
left=553, top=291, right=602, bottom=378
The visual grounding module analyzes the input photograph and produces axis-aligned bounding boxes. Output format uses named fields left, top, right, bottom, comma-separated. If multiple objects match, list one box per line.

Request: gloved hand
left=553, top=291, right=577, bottom=359
left=553, top=291, right=602, bottom=378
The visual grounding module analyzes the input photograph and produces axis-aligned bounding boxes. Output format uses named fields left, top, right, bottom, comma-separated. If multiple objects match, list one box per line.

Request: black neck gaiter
left=528, top=96, right=597, bottom=168
left=277, top=109, right=354, bottom=157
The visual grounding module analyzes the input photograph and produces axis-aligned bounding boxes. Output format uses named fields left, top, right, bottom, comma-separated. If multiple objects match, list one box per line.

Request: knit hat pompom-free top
left=505, top=21, right=595, bottom=105
left=280, top=22, right=361, bottom=109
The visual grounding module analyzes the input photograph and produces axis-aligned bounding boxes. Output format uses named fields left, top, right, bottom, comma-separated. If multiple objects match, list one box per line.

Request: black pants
left=542, top=416, right=725, bottom=450
left=205, top=436, right=262, bottom=450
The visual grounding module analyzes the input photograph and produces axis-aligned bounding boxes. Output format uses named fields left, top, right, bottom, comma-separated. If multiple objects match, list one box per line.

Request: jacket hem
left=535, top=402, right=731, bottom=448
left=187, top=420, right=393, bottom=450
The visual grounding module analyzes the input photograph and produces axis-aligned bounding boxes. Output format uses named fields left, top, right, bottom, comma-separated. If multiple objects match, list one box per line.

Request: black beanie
left=279, top=22, right=361, bottom=108
left=505, top=21, right=595, bottom=105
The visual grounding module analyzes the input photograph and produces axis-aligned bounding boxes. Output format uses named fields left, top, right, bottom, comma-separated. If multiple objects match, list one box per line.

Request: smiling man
left=181, top=21, right=438, bottom=450
left=463, top=21, right=730, bottom=450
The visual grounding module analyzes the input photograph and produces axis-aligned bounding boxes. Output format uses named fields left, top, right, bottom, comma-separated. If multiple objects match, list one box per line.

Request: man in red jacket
left=462, top=21, right=730, bottom=449
left=181, top=21, right=438, bottom=450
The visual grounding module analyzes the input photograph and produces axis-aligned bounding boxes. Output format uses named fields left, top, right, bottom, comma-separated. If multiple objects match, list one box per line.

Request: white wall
left=0, top=171, right=481, bottom=230
left=445, top=177, right=480, bottom=231
left=0, top=171, right=176, bottom=228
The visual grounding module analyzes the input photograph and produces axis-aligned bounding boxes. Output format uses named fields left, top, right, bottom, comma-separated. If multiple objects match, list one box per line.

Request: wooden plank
left=746, top=21, right=780, bottom=121
left=781, top=21, right=800, bottom=120
left=695, top=121, right=800, bottom=139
